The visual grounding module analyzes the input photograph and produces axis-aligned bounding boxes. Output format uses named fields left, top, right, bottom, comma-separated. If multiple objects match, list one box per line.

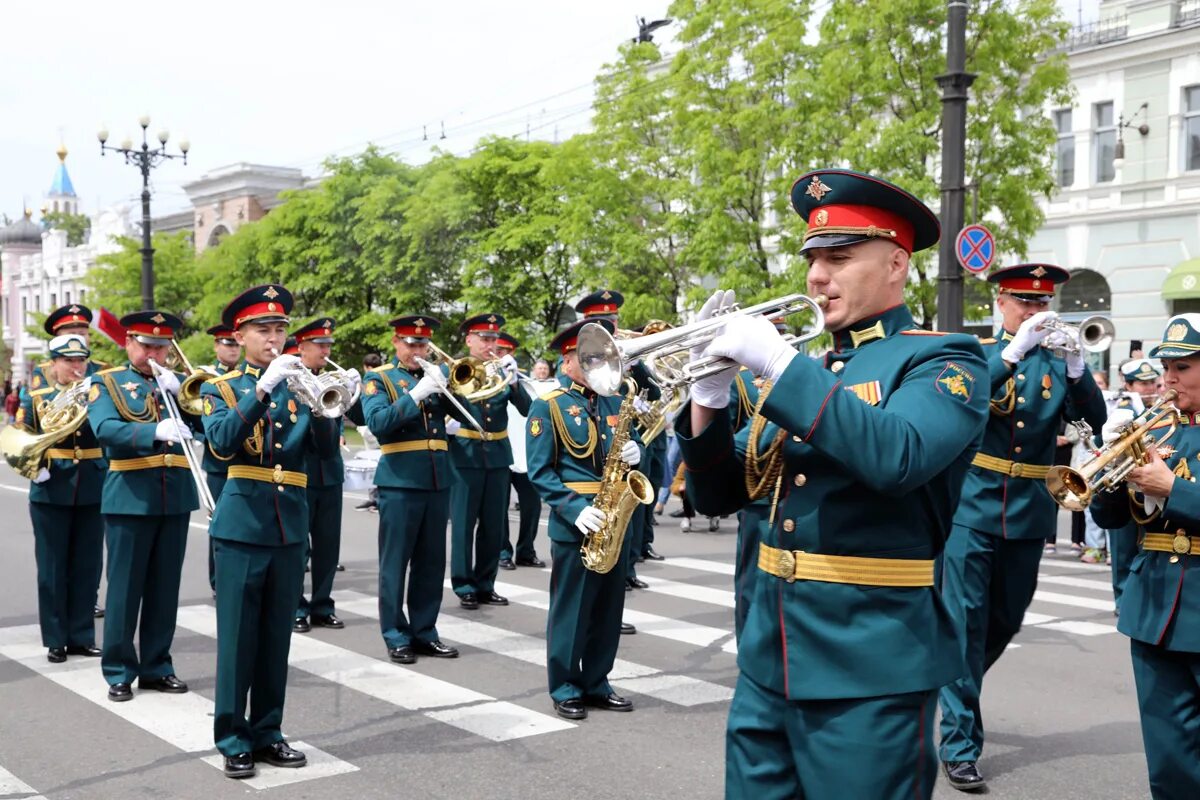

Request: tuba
left=166, top=341, right=220, bottom=417
left=1045, top=389, right=1178, bottom=511
left=1, top=379, right=91, bottom=480
left=580, top=378, right=655, bottom=573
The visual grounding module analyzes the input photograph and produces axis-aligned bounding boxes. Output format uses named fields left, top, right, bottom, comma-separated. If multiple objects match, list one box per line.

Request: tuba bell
left=166, top=341, right=219, bottom=417
left=1, top=379, right=92, bottom=480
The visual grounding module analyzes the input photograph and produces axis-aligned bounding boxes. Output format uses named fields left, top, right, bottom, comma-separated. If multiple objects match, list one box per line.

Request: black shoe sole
left=554, top=705, right=587, bottom=720
left=108, top=692, right=133, bottom=703
left=256, top=757, right=306, bottom=769
left=224, top=767, right=256, bottom=779
left=943, top=765, right=987, bottom=792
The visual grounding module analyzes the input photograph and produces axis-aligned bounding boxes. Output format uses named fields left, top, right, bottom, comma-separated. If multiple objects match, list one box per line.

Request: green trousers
left=734, top=504, right=769, bottom=643
left=213, top=538, right=304, bottom=756
left=205, top=472, right=227, bottom=592
left=298, top=483, right=343, bottom=619
left=547, top=538, right=626, bottom=702
left=625, top=447, right=664, bottom=580
left=938, top=525, right=1044, bottom=762
left=101, top=513, right=189, bottom=686
left=378, top=487, right=448, bottom=648
left=500, top=471, right=541, bottom=562
left=1110, top=520, right=1139, bottom=611
left=30, top=501, right=103, bottom=649
left=1130, top=638, right=1200, bottom=799
left=450, top=466, right=508, bottom=596
left=726, top=671, right=937, bottom=800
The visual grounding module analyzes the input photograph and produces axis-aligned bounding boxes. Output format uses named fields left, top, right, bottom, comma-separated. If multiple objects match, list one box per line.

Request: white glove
left=78, top=376, right=92, bottom=393
left=620, top=439, right=641, bottom=466
left=34, top=467, right=51, bottom=484
left=445, top=418, right=462, bottom=435
left=409, top=371, right=445, bottom=404
left=574, top=505, right=606, bottom=534
left=154, top=418, right=193, bottom=443
left=632, top=395, right=651, bottom=415
left=343, top=367, right=362, bottom=391
left=498, top=354, right=519, bottom=386
left=690, top=290, right=739, bottom=409
left=259, top=354, right=302, bottom=393
left=1001, top=311, right=1057, bottom=364
left=707, top=314, right=797, bottom=384
left=155, top=369, right=181, bottom=397
left=1101, top=409, right=1135, bottom=444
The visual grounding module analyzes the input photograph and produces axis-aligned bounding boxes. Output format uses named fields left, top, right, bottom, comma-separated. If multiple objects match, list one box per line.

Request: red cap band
left=394, top=320, right=432, bottom=338
left=998, top=277, right=1057, bottom=295
left=234, top=301, right=289, bottom=328
left=52, top=314, right=89, bottom=331
left=805, top=203, right=915, bottom=252
left=295, top=326, right=332, bottom=343
left=126, top=322, right=175, bottom=340
left=580, top=303, right=619, bottom=317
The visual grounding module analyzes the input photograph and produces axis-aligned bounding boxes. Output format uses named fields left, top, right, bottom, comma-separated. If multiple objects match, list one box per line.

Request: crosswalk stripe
left=0, top=623, right=355, bottom=788
left=638, top=575, right=735, bottom=608
left=0, top=763, right=46, bottom=800
left=1037, top=620, right=1117, bottom=636
left=1038, top=574, right=1115, bottom=592
left=332, top=590, right=734, bottom=707
left=1040, top=558, right=1112, bottom=573
left=657, top=557, right=735, bottom=576
left=174, top=605, right=572, bottom=742
left=1032, top=590, right=1116, bottom=612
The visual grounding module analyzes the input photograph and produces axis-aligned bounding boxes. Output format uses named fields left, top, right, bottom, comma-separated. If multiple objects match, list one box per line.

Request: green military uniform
left=449, top=314, right=532, bottom=603
left=1090, top=315, right=1200, bottom=799
left=731, top=406, right=783, bottom=643
left=526, top=318, right=643, bottom=710
left=623, top=362, right=662, bottom=586
left=679, top=169, right=990, bottom=799
left=362, top=315, right=462, bottom=655
left=200, top=285, right=340, bottom=761
left=200, top=323, right=240, bottom=593
left=87, top=312, right=198, bottom=693
left=939, top=265, right=1107, bottom=770
left=18, top=336, right=106, bottom=657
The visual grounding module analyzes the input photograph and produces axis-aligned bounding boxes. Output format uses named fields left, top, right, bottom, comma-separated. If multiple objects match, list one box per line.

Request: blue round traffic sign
left=955, top=224, right=995, bottom=274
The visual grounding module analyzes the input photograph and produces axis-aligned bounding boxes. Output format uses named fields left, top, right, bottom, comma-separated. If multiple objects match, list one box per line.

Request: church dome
left=0, top=212, right=44, bottom=246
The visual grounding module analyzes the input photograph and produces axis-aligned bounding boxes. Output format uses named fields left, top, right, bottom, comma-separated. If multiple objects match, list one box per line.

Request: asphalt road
left=0, top=464, right=1152, bottom=800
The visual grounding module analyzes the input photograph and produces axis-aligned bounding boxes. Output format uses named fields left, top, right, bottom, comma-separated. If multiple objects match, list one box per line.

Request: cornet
left=268, top=348, right=360, bottom=418
left=1040, top=316, right=1114, bottom=358
left=577, top=293, right=828, bottom=397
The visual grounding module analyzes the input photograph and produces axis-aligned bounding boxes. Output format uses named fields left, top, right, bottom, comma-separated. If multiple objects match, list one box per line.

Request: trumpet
left=1045, top=389, right=1178, bottom=511
left=577, top=293, right=828, bottom=397
left=268, top=348, right=360, bottom=418
left=1040, top=316, right=1114, bottom=358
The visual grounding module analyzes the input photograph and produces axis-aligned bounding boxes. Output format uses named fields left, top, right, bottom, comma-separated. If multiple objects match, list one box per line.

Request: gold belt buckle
left=273, top=464, right=284, bottom=484
left=163, top=453, right=174, bottom=467
left=1173, top=533, right=1192, bottom=555
left=1010, top=463, right=1023, bottom=478
left=778, top=549, right=797, bottom=583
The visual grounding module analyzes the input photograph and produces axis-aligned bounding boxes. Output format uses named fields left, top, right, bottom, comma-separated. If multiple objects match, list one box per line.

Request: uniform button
left=792, top=435, right=802, bottom=443
left=1179, top=528, right=1188, bottom=536
left=1016, top=421, right=1025, bottom=429
left=1014, top=446, right=1022, bottom=454
left=782, top=519, right=796, bottom=532
left=601, top=434, right=607, bottom=440
left=1016, top=374, right=1025, bottom=382
left=275, top=443, right=283, bottom=449
left=1017, top=397, right=1026, bottom=404
left=270, top=402, right=278, bottom=409
left=277, top=486, right=285, bottom=493
left=275, top=422, right=283, bottom=429
left=793, top=474, right=807, bottom=487
left=831, top=361, right=844, bottom=374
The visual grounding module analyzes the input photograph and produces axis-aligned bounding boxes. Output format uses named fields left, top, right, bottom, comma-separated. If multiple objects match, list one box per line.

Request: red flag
left=92, top=307, right=126, bottom=346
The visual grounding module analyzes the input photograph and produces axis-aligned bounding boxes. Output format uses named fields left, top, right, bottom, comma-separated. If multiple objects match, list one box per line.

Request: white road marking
left=0, top=763, right=47, bottom=799
left=1032, top=590, right=1116, bottom=612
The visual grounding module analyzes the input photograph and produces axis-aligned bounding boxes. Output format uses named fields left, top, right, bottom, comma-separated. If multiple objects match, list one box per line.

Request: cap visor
left=132, top=334, right=173, bottom=345
left=1149, top=344, right=1200, bottom=359
left=800, top=233, right=873, bottom=253
left=402, top=337, right=431, bottom=344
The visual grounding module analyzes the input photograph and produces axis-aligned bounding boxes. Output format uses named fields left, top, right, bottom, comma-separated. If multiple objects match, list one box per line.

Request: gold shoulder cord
left=202, top=381, right=238, bottom=463
left=379, top=372, right=399, bottom=404
left=102, top=373, right=158, bottom=423
left=990, top=377, right=1015, bottom=417
left=548, top=398, right=597, bottom=460
left=734, top=374, right=753, bottom=427
left=744, top=382, right=787, bottom=501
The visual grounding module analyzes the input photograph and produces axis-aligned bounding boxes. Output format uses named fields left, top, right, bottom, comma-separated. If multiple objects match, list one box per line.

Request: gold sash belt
left=971, top=452, right=1051, bottom=479
left=455, top=429, right=509, bottom=442
left=564, top=481, right=602, bottom=495
left=226, top=465, right=308, bottom=488
left=46, top=447, right=103, bottom=461
left=109, top=454, right=191, bottom=471
left=757, top=542, right=935, bottom=587
left=1142, top=532, right=1200, bottom=556
left=380, top=439, right=449, bottom=455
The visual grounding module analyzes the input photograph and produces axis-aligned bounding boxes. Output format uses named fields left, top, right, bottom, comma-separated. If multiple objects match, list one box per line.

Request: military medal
left=1041, top=373, right=1052, bottom=400
left=288, top=398, right=298, bottom=424
left=567, top=405, right=583, bottom=426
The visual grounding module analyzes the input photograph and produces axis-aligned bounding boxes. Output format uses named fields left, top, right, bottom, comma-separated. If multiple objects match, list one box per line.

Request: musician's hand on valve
left=708, top=314, right=797, bottom=384
left=690, top=289, right=738, bottom=409
left=154, top=418, right=192, bottom=443
left=1128, top=444, right=1176, bottom=499
left=499, top=354, right=519, bottom=386
left=155, top=369, right=181, bottom=397
left=1101, top=409, right=1135, bottom=444
left=1001, top=310, right=1057, bottom=365
left=620, top=440, right=641, bottom=466
left=574, top=505, right=606, bottom=535
left=259, top=354, right=301, bottom=394
left=408, top=371, right=444, bottom=404
left=632, top=396, right=651, bottom=415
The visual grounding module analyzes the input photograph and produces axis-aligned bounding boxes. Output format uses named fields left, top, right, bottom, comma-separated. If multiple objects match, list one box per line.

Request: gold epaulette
left=208, top=370, right=241, bottom=384
left=540, top=388, right=565, bottom=401
left=30, top=387, right=54, bottom=397
left=97, top=366, right=124, bottom=375
left=978, top=337, right=997, bottom=344
left=901, top=329, right=949, bottom=336
left=374, top=364, right=394, bottom=373
left=91, top=360, right=111, bottom=369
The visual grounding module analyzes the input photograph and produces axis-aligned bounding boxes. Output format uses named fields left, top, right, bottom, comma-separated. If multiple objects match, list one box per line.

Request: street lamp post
left=98, top=117, right=189, bottom=310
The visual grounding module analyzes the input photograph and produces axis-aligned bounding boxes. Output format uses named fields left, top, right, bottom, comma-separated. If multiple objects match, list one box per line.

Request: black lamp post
left=98, top=117, right=189, bottom=310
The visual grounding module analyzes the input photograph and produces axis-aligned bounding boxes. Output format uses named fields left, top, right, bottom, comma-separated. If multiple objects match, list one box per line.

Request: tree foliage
left=42, top=210, right=91, bottom=247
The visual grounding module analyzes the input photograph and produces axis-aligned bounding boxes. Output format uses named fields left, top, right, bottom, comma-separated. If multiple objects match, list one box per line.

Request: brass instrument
left=0, top=378, right=91, bottom=480
left=427, top=343, right=509, bottom=403
left=149, top=358, right=216, bottom=515
left=635, top=386, right=687, bottom=445
left=580, top=378, right=655, bottom=573
left=1045, top=389, right=1178, bottom=511
left=166, top=341, right=219, bottom=417
left=1040, top=316, right=1115, bottom=358
left=577, top=293, right=828, bottom=396
left=267, top=348, right=360, bottom=418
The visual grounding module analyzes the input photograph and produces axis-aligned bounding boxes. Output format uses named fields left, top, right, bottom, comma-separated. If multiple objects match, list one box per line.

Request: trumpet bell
left=1045, top=466, right=1091, bottom=512
left=1079, top=315, right=1115, bottom=354
left=178, top=368, right=219, bottom=416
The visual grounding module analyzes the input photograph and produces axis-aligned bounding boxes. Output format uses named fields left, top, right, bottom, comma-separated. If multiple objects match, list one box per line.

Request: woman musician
left=16, top=335, right=106, bottom=663
left=1090, top=315, right=1200, bottom=799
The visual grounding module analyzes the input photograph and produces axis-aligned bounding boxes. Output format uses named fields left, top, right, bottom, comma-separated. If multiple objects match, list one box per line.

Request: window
left=1054, top=109, right=1075, bottom=187
left=1094, top=101, right=1116, bottom=182
left=50, top=292, right=56, bottom=308
left=64, top=290, right=70, bottom=304
left=1186, top=86, right=1200, bottom=172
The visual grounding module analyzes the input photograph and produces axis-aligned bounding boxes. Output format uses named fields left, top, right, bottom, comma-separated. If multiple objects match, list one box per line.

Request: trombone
left=149, top=358, right=216, bottom=516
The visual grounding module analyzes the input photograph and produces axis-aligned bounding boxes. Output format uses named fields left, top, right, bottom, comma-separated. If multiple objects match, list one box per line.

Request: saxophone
left=581, top=378, right=656, bottom=573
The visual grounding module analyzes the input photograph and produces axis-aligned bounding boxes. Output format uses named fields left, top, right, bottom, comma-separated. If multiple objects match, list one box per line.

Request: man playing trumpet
left=677, top=169, right=990, bottom=799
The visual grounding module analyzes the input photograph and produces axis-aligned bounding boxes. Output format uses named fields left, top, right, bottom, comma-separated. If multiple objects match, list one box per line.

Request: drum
left=344, top=451, right=380, bottom=492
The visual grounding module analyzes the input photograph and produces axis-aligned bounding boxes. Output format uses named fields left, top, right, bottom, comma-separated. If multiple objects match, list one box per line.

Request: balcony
left=1064, top=15, right=1129, bottom=50
left=1179, top=0, right=1200, bottom=27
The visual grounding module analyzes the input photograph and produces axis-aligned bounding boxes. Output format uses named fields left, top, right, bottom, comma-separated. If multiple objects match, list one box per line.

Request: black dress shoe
left=620, top=622, right=637, bottom=635
left=388, top=645, right=416, bottom=664
left=642, top=546, right=665, bottom=561
left=459, top=593, right=479, bottom=610
left=708, top=516, right=720, bottom=531
left=66, top=645, right=101, bottom=657
left=626, top=577, right=648, bottom=590
left=499, top=557, right=516, bottom=571
left=515, top=556, right=546, bottom=568
left=107, top=683, right=133, bottom=702
left=47, top=647, right=66, bottom=663
left=625, top=583, right=633, bottom=592
left=943, top=761, right=987, bottom=791
left=254, top=741, right=307, bottom=768
left=554, top=698, right=587, bottom=720
left=478, top=591, right=508, bottom=606
left=585, top=692, right=634, bottom=712
left=139, top=675, right=188, bottom=693
left=355, top=499, right=376, bottom=510
left=668, top=508, right=686, bottom=518
left=223, top=752, right=255, bottom=779
left=413, top=640, right=459, bottom=658
left=311, top=614, right=344, bottom=629
left=93, top=606, right=104, bottom=618
left=293, top=616, right=311, bottom=633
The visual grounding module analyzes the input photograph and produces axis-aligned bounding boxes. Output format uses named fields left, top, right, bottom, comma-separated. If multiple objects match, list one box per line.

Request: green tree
left=42, top=210, right=91, bottom=247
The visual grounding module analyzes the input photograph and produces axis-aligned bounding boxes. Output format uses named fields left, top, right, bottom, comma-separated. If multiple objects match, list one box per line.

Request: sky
left=1, top=0, right=1099, bottom=221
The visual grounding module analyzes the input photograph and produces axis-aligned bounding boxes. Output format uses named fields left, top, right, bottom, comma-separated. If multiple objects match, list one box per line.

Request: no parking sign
left=955, top=225, right=995, bottom=274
